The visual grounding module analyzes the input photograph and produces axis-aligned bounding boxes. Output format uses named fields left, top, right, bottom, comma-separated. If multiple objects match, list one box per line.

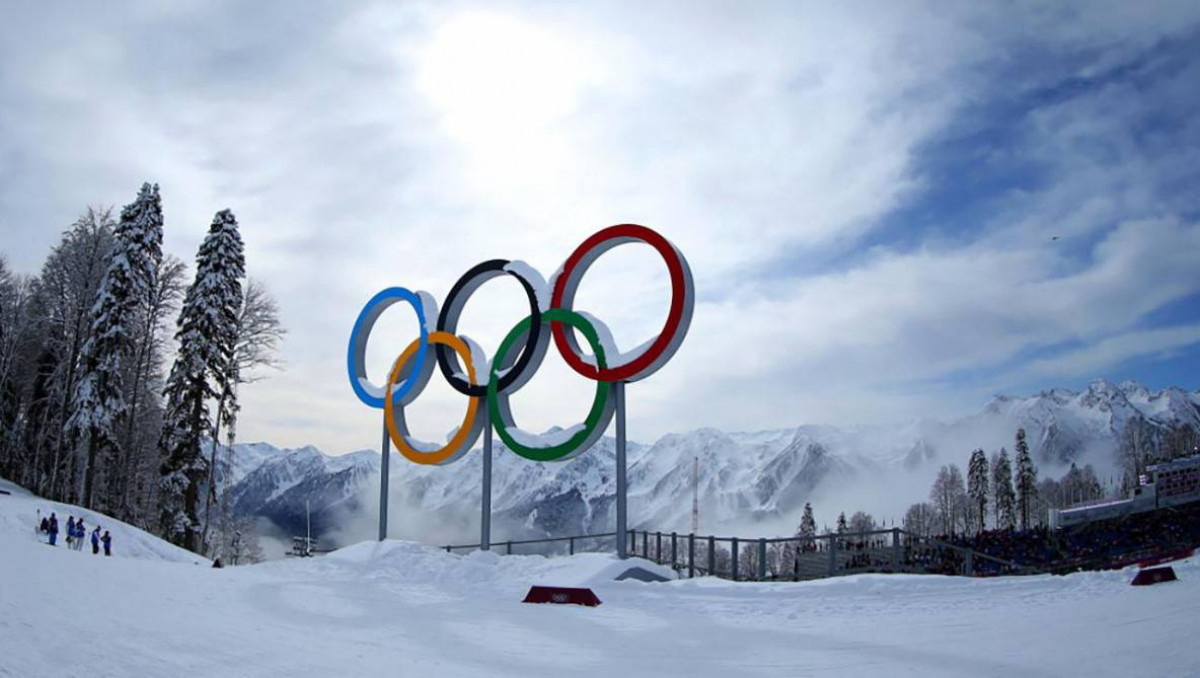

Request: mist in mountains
left=224, top=379, right=1200, bottom=550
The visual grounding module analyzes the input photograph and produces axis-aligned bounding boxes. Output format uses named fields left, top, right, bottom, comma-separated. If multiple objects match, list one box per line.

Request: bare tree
left=119, top=254, right=187, bottom=525
left=930, top=464, right=967, bottom=537
left=204, top=278, right=286, bottom=554
left=903, top=502, right=937, bottom=536
left=27, top=210, right=115, bottom=500
left=0, top=257, right=35, bottom=478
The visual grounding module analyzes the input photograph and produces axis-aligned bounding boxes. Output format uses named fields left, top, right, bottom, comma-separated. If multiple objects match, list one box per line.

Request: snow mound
left=323, top=539, right=674, bottom=593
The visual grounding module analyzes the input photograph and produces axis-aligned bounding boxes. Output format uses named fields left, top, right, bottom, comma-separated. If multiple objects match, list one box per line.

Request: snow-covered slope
left=226, top=380, right=1200, bottom=546
left=0, top=476, right=205, bottom=565
left=1, top=487, right=1198, bottom=678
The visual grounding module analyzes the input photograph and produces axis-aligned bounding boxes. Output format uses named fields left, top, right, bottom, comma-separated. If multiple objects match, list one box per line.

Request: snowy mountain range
left=226, top=379, right=1200, bottom=547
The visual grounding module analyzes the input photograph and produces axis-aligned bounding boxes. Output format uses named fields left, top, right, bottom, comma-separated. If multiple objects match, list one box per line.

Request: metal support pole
left=688, top=533, right=695, bottom=578
left=656, top=532, right=662, bottom=563
left=506, top=541, right=512, bottom=555
left=964, top=550, right=974, bottom=577
left=615, top=381, right=628, bottom=559
left=671, top=532, right=677, bottom=567
left=757, top=538, right=767, bottom=581
left=569, top=537, right=575, bottom=556
left=708, top=536, right=715, bottom=574
left=481, top=409, right=492, bottom=551
left=732, top=538, right=739, bottom=581
left=642, top=531, right=648, bottom=559
left=891, top=528, right=900, bottom=572
left=828, top=534, right=836, bottom=576
left=378, top=419, right=389, bottom=542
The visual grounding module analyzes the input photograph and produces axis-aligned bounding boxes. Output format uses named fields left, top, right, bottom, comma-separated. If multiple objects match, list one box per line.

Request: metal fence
left=441, top=527, right=1032, bottom=581
left=615, top=528, right=1031, bottom=580
left=443, top=532, right=618, bottom=557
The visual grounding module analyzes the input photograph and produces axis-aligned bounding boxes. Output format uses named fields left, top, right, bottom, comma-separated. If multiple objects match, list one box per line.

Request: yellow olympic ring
left=384, top=331, right=481, bottom=465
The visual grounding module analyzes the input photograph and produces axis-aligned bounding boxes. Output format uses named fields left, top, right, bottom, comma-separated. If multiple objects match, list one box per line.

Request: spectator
left=47, top=513, right=58, bottom=546
left=91, top=526, right=101, bottom=555
left=72, top=519, right=86, bottom=551
left=66, top=517, right=76, bottom=548
left=101, top=531, right=112, bottom=557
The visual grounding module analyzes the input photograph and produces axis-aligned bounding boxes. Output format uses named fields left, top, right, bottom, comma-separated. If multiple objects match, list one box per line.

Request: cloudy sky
left=2, top=1, right=1199, bottom=455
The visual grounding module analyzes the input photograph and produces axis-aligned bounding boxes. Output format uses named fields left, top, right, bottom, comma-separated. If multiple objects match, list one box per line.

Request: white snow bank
left=3, top=485, right=1200, bottom=678
left=323, top=539, right=673, bottom=592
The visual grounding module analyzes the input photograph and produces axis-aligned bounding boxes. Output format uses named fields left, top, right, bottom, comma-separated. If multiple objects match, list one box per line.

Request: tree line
left=792, top=420, right=1198, bottom=544
left=0, top=184, right=284, bottom=560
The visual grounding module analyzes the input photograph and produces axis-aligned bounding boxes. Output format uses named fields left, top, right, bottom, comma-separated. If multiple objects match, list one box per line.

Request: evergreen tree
left=109, top=187, right=168, bottom=519
left=798, top=502, right=817, bottom=540
left=1014, top=428, right=1038, bottom=530
left=967, top=449, right=989, bottom=534
left=68, top=185, right=162, bottom=510
left=991, top=448, right=1016, bottom=530
left=836, top=512, right=847, bottom=535
left=159, top=210, right=244, bottom=552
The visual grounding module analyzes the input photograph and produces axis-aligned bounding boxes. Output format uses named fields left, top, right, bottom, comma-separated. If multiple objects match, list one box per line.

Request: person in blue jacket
left=66, top=517, right=75, bottom=548
left=47, top=513, right=58, bottom=546
left=91, top=525, right=101, bottom=555
left=72, top=519, right=86, bottom=551
left=101, top=531, right=112, bottom=557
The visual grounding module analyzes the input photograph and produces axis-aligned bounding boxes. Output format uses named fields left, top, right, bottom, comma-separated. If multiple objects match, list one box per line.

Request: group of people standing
left=37, top=511, right=112, bottom=556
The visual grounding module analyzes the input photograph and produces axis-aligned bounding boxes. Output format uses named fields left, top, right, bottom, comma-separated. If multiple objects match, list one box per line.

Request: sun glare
left=415, top=11, right=600, bottom=190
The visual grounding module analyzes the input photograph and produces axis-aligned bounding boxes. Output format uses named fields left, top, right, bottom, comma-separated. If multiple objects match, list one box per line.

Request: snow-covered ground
left=2, top=479, right=1198, bottom=678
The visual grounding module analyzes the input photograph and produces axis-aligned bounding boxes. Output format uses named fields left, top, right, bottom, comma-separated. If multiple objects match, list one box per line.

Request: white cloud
left=1, top=2, right=1198, bottom=454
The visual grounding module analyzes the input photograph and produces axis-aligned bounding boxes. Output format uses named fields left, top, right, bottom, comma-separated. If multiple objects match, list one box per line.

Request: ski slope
left=2, top=480, right=1198, bottom=678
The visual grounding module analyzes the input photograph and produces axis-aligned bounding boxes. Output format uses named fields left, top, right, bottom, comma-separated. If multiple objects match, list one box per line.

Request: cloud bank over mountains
left=1, top=2, right=1198, bottom=454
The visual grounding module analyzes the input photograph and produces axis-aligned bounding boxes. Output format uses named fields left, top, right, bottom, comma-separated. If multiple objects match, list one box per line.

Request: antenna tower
left=692, top=455, right=699, bottom=533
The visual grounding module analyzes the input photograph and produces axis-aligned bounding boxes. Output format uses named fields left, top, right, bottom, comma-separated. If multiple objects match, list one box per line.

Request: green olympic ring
left=488, top=308, right=615, bottom=462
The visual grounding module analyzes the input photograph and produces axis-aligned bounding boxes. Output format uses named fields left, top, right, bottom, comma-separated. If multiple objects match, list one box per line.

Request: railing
left=616, top=528, right=1031, bottom=581
left=440, top=527, right=1033, bottom=581
left=443, top=532, right=618, bottom=556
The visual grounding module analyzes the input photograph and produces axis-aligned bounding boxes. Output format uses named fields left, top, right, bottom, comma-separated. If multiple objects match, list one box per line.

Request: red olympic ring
left=551, top=224, right=694, bottom=383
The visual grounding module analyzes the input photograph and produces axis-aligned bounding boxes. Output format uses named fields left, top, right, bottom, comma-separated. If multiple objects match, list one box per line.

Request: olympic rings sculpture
left=347, top=224, right=694, bottom=465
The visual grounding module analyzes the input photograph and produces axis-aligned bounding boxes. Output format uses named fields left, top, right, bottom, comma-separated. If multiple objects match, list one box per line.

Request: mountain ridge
left=225, top=379, right=1199, bottom=546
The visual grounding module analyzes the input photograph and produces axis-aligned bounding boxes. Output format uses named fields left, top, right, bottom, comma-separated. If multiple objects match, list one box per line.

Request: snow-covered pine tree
left=967, top=449, right=989, bottom=534
left=68, top=184, right=162, bottom=511
left=159, top=209, right=244, bottom=552
left=992, top=448, right=1016, bottom=530
left=1014, top=428, right=1038, bottom=530
left=798, top=502, right=817, bottom=541
left=110, top=184, right=165, bottom=517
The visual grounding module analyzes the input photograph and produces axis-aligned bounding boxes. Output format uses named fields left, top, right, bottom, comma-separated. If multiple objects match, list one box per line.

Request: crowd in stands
left=941, top=501, right=1200, bottom=575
